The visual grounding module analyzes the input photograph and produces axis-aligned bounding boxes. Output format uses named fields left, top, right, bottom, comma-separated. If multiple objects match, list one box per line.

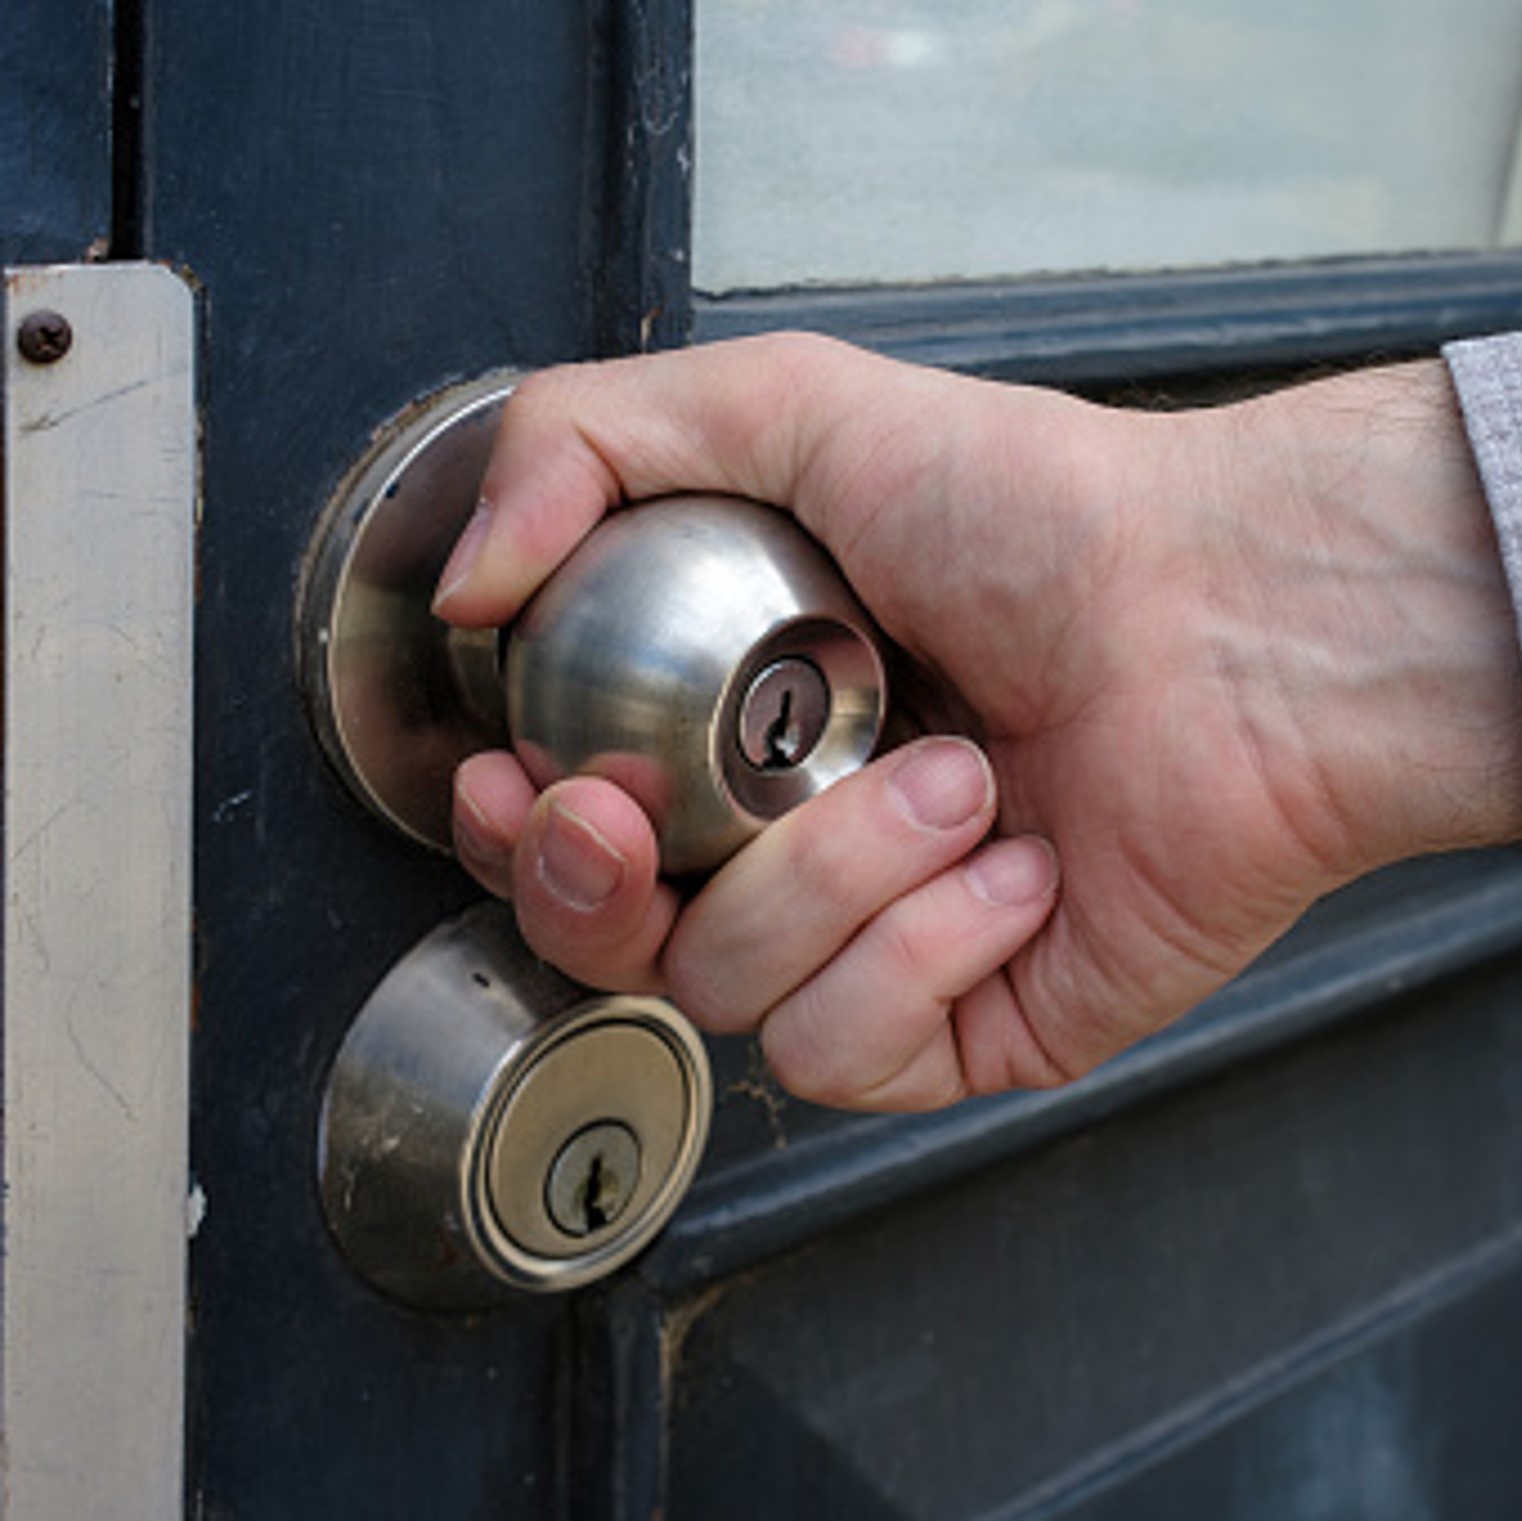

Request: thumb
left=431, top=333, right=893, bottom=627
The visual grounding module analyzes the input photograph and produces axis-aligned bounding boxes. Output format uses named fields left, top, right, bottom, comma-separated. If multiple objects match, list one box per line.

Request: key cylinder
left=737, top=657, right=831, bottom=771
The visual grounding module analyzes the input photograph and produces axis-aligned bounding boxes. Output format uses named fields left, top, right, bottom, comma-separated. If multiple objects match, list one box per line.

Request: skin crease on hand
left=433, top=333, right=1522, bottom=1113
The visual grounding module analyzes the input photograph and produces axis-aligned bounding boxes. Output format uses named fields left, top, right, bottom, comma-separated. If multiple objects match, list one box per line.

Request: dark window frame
left=692, top=253, right=1522, bottom=385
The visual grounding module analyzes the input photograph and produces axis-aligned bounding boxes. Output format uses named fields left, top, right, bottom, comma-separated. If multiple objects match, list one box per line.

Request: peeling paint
left=186, top=1182, right=207, bottom=1240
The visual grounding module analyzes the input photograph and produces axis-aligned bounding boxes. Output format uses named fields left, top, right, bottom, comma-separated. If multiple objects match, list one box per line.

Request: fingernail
left=432, top=498, right=495, bottom=614
left=888, top=737, right=993, bottom=832
left=966, top=837, right=1059, bottom=907
left=536, top=802, right=625, bottom=912
left=453, top=779, right=513, bottom=870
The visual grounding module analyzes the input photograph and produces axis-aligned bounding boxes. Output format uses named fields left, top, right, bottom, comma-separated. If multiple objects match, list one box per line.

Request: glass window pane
left=694, top=0, right=1522, bottom=291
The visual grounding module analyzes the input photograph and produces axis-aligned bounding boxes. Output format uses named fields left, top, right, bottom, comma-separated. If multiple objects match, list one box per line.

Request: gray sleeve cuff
left=1445, top=333, right=1522, bottom=645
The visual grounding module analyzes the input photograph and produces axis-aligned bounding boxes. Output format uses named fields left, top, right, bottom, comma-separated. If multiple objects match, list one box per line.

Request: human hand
left=433, top=335, right=1522, bottom=1110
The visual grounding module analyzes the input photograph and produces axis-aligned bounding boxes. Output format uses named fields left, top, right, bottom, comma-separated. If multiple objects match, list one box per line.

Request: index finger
left=429, top=333, right=894, bottom=626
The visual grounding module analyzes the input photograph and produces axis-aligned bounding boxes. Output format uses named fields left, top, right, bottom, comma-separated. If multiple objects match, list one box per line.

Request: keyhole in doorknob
left=764, top=686, right=798, bottom=769
left=736, top=655, right=832, bottom=774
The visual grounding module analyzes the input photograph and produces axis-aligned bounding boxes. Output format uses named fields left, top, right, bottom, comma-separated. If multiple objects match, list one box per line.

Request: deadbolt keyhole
left=545, top=1122, right=642, bottom=1239
left=581, top=1153, right=613, bottom=1232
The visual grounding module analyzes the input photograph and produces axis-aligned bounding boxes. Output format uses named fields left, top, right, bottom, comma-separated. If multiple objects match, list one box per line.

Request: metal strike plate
left=318, top=901, right=711, bottom=1301
left=4, top=263, right=196, bottom=1517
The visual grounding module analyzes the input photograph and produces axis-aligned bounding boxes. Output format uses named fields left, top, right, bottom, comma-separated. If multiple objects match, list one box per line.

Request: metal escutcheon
left=318, top=901, right=711, bottom=1301
left=296, top=370, right=519, bottom=851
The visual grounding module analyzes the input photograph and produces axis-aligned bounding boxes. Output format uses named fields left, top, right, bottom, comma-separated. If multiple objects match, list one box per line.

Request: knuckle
left=785, top=823, right=866, bottom=915
left=730, top=331, right=860, bottom=423
left=661, top=955, right=717, bottom=1026
left=662, top=946, right=751, bottom=1032
left=758, top=988, right=861, bottom=1108
left=763, top=1031, right=853, bottom=1109
left=873, top=906, right=937, bottom=986
left=750, top=329, right=854, bottom=372
left=749, top=329, right=836, bottom=370
left=503, top=363, right=589, bottom=423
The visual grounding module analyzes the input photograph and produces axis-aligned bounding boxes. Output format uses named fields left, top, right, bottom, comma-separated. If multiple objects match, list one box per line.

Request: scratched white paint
left=187, top=1181, right=208, bottom=1240
left=3, top=264, right=195, bottom=1518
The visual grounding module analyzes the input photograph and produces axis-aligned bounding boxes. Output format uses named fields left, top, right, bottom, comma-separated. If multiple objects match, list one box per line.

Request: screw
left=737, top=657, right=831, bottom=771
left=17, top=310, right=73, bottom=365
left=544, top=1121, right=641, bottom=1238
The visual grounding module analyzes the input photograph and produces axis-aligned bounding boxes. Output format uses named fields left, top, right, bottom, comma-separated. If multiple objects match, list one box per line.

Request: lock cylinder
left=319, top=900, right=711, bottom=1301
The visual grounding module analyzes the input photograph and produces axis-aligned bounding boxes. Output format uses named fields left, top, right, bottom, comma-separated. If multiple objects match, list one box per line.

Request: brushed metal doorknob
left=297, top=370, right=888, bottom=874
left=506, top=494, right=884, bottom=874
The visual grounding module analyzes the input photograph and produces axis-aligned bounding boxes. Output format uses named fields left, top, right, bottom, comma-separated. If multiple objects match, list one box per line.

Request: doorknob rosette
left=296, top=369, right=521, bottom=850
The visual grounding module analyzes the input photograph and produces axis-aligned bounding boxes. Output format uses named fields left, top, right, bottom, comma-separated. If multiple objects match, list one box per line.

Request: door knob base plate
left=296, top=370, right=520, bottom=850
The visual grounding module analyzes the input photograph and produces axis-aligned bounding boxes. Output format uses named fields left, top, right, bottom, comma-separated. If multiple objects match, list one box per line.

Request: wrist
left=1201, top=360, right=1522, bottom=877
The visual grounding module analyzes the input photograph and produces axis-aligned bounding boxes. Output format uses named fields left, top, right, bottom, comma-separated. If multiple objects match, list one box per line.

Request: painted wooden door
left=8, top=3, right=1522, bottom=1516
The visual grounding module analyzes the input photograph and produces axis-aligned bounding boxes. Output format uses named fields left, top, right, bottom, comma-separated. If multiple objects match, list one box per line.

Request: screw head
left=544, top=1121, right=642, bottom=1239
left=737, top=657, right=831, bottom=771
left=17, top=310, right=73, bottom=365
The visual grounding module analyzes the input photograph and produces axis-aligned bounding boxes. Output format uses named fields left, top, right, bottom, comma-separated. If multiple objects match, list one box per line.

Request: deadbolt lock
left=319, top=900, right=711, bottom=1301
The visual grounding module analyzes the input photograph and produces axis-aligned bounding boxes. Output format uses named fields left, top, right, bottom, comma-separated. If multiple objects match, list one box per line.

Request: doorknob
left=296, top=369, right=887, bottom=874
left=299, top=372, right=888, bottom=1300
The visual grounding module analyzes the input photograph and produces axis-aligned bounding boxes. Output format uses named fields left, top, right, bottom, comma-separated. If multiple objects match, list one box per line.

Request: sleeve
left=1445, top=333, right=1522, bottom=642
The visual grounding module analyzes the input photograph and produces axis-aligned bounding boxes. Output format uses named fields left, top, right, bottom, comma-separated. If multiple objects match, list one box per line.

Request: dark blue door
left=9, top=3, right=1522, bottom=1515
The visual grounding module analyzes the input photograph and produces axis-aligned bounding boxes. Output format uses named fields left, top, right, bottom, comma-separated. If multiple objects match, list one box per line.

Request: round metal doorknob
left=506, top=495, right=885, bottom=874
left=296, top=371, right=888, bottom=872
left=319, top=900, right=711, bottom=1302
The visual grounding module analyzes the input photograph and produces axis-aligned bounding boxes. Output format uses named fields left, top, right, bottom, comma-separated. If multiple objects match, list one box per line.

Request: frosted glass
left=694, top=0, right=1522, bottom=291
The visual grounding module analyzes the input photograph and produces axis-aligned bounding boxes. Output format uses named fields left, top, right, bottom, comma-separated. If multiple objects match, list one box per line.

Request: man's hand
left=433, top=334, right=1522, bottom=1110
